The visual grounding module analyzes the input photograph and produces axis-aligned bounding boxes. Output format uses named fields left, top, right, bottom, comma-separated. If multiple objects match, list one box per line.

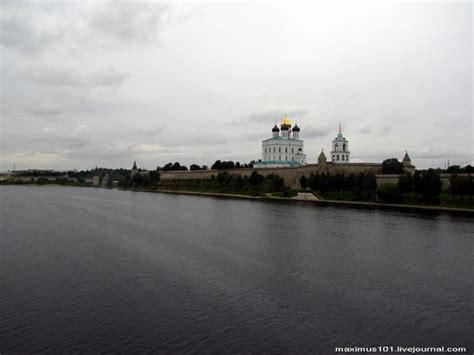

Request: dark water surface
left=1, top=186, right=472, bottom=353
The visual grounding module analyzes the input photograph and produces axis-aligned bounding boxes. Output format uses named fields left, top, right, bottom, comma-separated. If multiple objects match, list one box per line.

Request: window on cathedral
left=292, top=148, right=294, bottom=153
left=285, top=148, right=287, bottom=153
left=279, top=155, right=281, bottom=160
left=335, top=143, right=338, bottom=150
left=337, top=155, right=339, bottom=161
left=332, top=155, right=335, bottom=161
left=279, top=147, right=281, bottom=153
left=343, top=143, right=346, bottom=150
left=342, top=155, right=344, bottom=161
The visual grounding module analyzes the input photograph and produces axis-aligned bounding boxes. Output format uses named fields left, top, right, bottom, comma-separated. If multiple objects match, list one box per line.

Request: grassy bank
left=319, top=191, right=474, bottom=210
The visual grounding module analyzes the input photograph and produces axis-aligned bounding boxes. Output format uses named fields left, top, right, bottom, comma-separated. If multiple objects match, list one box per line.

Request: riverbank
left=2, top=183, right=473, bottom=215
left=135, top=188, right=474, bottom=215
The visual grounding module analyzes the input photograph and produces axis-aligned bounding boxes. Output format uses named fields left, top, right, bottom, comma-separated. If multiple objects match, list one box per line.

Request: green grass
left=401, top=192, right=474, bottom=209
left=270, top=190, right=298, bottom=198
left=319, top=191, right=474, bottom=210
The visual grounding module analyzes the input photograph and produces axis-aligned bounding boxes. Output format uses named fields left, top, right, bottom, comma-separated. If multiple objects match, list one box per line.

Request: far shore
left=2, top=183, right=473, bottom=215
left=135, top=188, right=474, bottom=215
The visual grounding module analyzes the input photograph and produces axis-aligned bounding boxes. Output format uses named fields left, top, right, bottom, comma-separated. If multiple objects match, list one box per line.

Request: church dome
left=272, top=124, right=280, bottom=132
left=292, top=124, right=300, bottom=132
left=281, top=114, right=292, bottom=128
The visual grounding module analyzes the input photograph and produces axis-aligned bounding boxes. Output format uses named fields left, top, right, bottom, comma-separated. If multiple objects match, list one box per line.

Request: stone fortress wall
left=159, top=163, right=464, bottom=191
left=160, top=162, right=383, bottom=190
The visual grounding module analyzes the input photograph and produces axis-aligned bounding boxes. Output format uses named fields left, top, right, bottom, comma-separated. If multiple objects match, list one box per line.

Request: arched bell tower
left=330, top=123, right=350, bottom=163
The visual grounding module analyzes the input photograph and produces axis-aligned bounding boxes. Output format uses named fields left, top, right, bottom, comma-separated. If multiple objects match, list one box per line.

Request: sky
left=0, top=0, right=472, bottom=171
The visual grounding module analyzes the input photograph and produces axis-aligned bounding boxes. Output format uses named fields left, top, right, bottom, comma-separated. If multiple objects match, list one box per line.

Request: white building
left=330, top=123, right=350, bottom=163
left=254, top=114, right=306, bottom=168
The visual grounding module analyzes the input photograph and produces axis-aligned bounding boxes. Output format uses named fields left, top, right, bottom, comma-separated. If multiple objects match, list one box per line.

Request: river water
left=0, top=186, right=472, bottom=353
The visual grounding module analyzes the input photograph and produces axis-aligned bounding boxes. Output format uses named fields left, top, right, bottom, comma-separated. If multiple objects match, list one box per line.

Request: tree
left=382, top=158, right=404, bottom=174
left=377, top=183, right=402, bottom=203
left=131, top=173, right=142, bottom=186
left=398, top=173, right=413, bottom=195
left=318, top=173, right=330, bottom=193
left=216, top=171, right=230, bottom=184
left=308, top=173, right=319, bottom=191
left=446, top=165, right=461, bottom=173
left=299, top=175, right=308, bottom=189
left=162, top=163, right=174, bottom=171
left=190, top=164, right=201, bottom=171
left=365, top=172, right=378, bottom=191
left=416, top=169, right=442, bottom=202
left=333, top=173, right=345, bottom=192
left=149, top=170, right=160, bottom=182
left=140, top=174, right=151, bottom=187
left=249, top=171, right=264, bottom=186
left=344, top=173, right=357, bottom=192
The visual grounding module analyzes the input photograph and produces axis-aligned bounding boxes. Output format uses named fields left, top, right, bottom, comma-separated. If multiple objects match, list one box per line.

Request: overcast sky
left=0, top=1, right=472, bottom=171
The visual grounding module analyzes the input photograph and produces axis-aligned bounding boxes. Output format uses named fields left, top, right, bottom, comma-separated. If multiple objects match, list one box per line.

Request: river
left=0, top=186, right=472, bottom=353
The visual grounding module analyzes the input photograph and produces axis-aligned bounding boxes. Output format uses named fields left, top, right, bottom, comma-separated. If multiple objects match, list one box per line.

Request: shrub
left=415, top=169, right=442, bottom=202
left=376, top=183, right=402, bottom=203
left=299, top=175, right=308, bottom=189
left=398, top=173, right=413, bottom=195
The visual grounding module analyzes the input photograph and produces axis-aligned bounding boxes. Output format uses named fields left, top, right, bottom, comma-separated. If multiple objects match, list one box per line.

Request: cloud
left=0, top=2, right=471, bottom=170
left=0, top=0, right=170, bottom=56
left=303, top=127, right=333, bottom=138
left=359, top=125, right=392, bottom=135
left=88, top=1, right=169, bottom=45
left=22, top=67, right=128, bottom=89
left=231, top=109, right=310, bottom=126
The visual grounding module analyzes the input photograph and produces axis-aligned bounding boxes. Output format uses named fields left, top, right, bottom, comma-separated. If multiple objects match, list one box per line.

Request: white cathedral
left=254, top=114, right=351, bottom=168
left=254, top=114, right=307, bottom=168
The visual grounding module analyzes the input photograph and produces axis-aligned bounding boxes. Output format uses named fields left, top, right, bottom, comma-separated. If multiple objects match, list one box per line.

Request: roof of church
left=132, top=161, right=137, bottom=170
left=403, top=151, right=411, bottom=161
left=318, top=149, right=327, bottom=159
left=272, top=124, right=280, bottom=132
left=262, top=136, right=302, bottom=142
left=292, top=124, right=300, bottom=132
left=257, top=160, right=302, bottom=167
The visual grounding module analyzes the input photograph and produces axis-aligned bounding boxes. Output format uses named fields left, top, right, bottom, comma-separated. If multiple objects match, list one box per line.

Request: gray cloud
left=0, top=2, right=471, bottom=170
left=88, top=1, right=169, bottom=44
left=231, top=109, right=310, bottom=126
left=303, top=127, right=333, bottom=138
left=23, top=67, right=129, bottom=89
left=359, top=125, right=392, bottom=135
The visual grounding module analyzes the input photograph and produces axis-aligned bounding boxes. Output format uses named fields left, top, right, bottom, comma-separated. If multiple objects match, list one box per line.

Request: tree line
left=300, top=172, right=377, bottom=194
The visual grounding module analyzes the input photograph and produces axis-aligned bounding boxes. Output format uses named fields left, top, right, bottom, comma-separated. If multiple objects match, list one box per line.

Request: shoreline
left=139, top=188, right=474, bottom=215
left=2, top=184, right=473, bottom=215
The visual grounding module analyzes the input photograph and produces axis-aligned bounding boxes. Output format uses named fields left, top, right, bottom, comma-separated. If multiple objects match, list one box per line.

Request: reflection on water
left=0, top=186, right=472, bottom=353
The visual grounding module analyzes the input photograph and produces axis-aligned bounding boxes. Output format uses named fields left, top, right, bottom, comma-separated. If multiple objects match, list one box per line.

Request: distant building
left=330, top=123, right=350, bottom=163
left=130, top=161, right=149, bottom=178
left=101, top=174, right=110, bottom=187
left=131, top=161, right=139, bottom=178
left=402, top=151, right=415, bottom=174
left=254, top=114, right=306, bottom=168
left=92, top=175, right=100, bottom=186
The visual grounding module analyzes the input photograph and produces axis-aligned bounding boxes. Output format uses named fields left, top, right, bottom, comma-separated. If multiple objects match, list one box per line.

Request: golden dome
left=281, top=114, right=292, bottom=127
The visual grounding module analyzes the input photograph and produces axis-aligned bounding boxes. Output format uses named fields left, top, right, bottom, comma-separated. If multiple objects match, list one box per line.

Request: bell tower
left=330, top=123, right=350, bottom=163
